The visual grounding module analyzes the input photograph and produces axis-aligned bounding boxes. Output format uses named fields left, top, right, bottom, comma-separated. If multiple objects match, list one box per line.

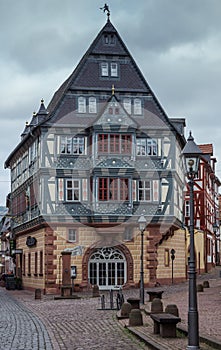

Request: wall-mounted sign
left=26, top=236, right=37, bottom=247
left=12, top=249, right=23, bottom=254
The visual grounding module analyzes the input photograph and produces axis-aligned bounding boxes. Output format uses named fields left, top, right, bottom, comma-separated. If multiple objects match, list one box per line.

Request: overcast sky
left=0, top=0, right=221, bottom=206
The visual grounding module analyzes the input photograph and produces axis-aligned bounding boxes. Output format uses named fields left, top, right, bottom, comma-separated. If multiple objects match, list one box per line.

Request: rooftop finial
left=112, top=84, right=115, bottom=95
left=100, top=3, right=110, bottom=21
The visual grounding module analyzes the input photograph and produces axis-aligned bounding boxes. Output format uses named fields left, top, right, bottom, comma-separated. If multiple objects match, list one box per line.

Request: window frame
left=68, top=228, right=77, bottom=243
left=134, top=98, right=142, bottom=115
left=138, top=180, right=151, bottom=202
left=136, top=138, right=158, bottom=156
left=60, top=136, right=86, bottom=155
left=98, top=178, right=129, bottom=202
left=66, top=179, right=80, bottom=202
left=98, top=134, right=132, bottom=155
left=78, top=96, right=86, bottom=113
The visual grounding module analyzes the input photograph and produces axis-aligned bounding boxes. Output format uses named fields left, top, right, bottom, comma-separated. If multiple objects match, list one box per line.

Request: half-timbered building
left=184, top=144, right=220, bottom=272
left=5, top=16, right=187, bottom=293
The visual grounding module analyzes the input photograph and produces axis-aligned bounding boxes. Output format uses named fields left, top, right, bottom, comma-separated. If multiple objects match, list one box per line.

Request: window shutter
left=153, top=180, right=159, bottom=202
left=132, top=180, right=137, bottom=201
left=82, top=179, right=88, bottom=201
left=58, top=178, right=64, bottom=201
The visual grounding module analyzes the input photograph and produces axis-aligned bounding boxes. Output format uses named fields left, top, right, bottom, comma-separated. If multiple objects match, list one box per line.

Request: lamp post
left=213, top=223, right=220, bottom=265
left=181, top=131, right=202, bottom=350
left=138, top=214, right=147, bottom=304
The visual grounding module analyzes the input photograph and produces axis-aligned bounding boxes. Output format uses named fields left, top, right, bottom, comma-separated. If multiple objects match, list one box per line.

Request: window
left=28, top=253, right=31, bottom=276
left=89, top=97, right=97, bottom=114
left=34, top=252, right=38, bottom=275
left=98, top=134, right=131, bottom=154
left=111, top=62, right=118, bottom=77
left=147, top=139, right=157, bottom=155
left=73, top=137, right=85, bottom=154
left=98, top=178, right=129, bottom=201
left=29, top=140, right=38, bottom=163
left=39, top=251, right=43, bottom=276
left=136, top=138, right=158, bottom=156
left=138, top=180, right=151, bottom=201
left=78, top=97, right=86, bottom=113
left=60, top=136, right=85, bottom=155
left=68, top=229, right=76, bottom=242
left=61, top=136, right=72, bottom=154
left=101, top=62, right=108, bottom=76
left=123, top=98, right=131, bottom=114
left=101, top=62, right=118, bottom=77
left=23, top=254, right=26, bottom=275
left=66, top=179, right=80, bottom=201
left=134, top=98, right=142, bottom=115
left=136, top=139, right=147, bottom=156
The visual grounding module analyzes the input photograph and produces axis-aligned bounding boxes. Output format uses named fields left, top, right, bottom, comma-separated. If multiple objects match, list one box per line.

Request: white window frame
left=138, top=180, right=151, bottom=201
left=134, top=98, right=142, bottom=115
left=123, top=98, right=131, bottom=114
left=66, top=179, right=80, bottom=202
left=136, top=138, right=158, bottom=156
left=101, top=62, right=109, bottom=76
left=68, top=229, right=77, bottom=242
left=111, top=62, right=118, bottom=77
left=89, top=97, right=97, bottom=114
left=78, top=96, right=86, bottom=113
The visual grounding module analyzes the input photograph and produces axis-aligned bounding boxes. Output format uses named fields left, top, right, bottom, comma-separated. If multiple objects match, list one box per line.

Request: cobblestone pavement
left=0, top=288, right=52, bottom=350
left=1, top=266, right=221, bottom=350
left=0, top=288, right=150, bottom=350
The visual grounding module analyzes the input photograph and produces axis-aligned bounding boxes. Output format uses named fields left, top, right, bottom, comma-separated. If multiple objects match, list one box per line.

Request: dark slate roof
left=5, top=19, right=186, bottom=167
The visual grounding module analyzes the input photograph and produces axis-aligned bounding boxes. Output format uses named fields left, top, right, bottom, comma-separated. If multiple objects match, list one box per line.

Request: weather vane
left=100, top=3, right=110, bottom=20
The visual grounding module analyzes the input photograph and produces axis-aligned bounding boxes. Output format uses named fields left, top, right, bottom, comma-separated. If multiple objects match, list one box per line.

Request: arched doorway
left=88, top=247, right=127, bottom=290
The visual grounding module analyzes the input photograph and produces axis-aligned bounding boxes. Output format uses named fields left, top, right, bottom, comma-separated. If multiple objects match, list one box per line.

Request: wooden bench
left=146, top=288, right=164, bottom=302
left=150, top=313, right=181, bottom=338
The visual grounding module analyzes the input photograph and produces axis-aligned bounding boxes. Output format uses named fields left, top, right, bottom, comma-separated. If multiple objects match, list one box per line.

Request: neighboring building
left=184, top=144, right=220, bottom=273
left=5, top=16, right=187, bottom=293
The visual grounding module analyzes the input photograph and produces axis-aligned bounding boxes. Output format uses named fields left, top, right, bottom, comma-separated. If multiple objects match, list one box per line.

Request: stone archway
left=81, top=244, right=134, bottom=289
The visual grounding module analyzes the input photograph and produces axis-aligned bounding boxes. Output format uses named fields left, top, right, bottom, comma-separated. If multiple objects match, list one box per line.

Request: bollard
left=129, top=309, right=143, bottom=326
left=203, top=280, right=210, bottom=288
left=35, top=288, right=41, bottom=300
left=92, top=284, right=100, bottom=297
left=165, top=304, right=179, bottom=317
left=121, top=302, right=132, bottom=317
left=151, top=298, right=163, bottom=314
left=197, top=284, right=204, bottom=292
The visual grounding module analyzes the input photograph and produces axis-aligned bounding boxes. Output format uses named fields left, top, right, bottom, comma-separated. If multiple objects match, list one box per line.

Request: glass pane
left=108, top=262, right=115, bottom=286
left=99, top=263, right=106, bottom=286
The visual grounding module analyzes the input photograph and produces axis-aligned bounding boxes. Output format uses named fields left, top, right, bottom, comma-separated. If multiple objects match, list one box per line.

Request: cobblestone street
left=0, top=266, right=221, bottom=350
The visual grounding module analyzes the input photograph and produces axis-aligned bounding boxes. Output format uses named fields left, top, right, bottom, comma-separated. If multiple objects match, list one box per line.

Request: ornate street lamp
left=138, top=214, right=147, bottom=304
left=181, top=131, right=202, bottom=350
